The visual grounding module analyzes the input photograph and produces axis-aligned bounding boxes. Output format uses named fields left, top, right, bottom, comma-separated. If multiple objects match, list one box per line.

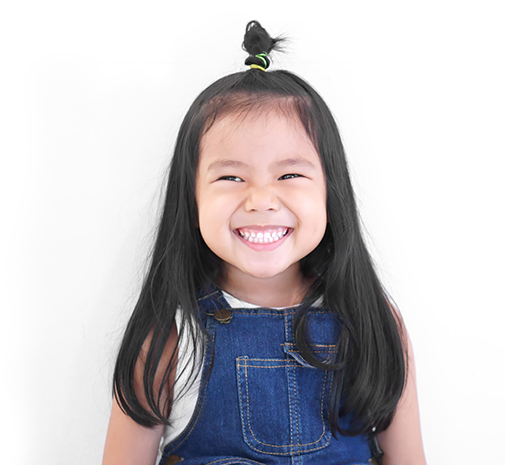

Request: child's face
left=195, top=110, right=327, bottom=285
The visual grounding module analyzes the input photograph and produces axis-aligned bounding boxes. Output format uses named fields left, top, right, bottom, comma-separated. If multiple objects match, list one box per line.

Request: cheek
left=197, top=196, right=231, bottom=239
left=306, top=193, right=327, bottom=238
left=197, top=204, right=212, bottom=233
left=313, top=208, right=328, bottom=237
left=296, top=190, right=327, bottom=221
left=195, top=184, right=217, bottom=229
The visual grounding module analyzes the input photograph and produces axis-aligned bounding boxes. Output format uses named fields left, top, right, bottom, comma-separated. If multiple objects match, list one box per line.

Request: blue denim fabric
left=159, top=289, right=373, bottom=465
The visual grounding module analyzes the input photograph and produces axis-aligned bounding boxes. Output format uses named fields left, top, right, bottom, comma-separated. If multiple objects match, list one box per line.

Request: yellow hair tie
left=250, top=64, right=266, bottom=72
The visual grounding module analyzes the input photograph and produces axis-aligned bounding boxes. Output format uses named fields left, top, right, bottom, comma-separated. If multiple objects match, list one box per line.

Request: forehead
left=199, top=109, right=320, bottom=167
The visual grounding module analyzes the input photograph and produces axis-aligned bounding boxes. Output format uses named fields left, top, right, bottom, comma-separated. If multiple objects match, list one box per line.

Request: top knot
left=242, top=20, right=284, bottom=71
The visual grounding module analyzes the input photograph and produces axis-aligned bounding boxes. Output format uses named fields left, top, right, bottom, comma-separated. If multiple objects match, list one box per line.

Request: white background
left=1, top=1, right=504, bottom=464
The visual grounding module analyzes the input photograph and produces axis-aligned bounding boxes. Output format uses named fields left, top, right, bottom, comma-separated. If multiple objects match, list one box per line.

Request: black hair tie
left=245, top=52, right=270, bottom=71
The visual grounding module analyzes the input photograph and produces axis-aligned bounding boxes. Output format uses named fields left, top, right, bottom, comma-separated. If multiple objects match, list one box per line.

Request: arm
left=102, top=324, right=178, bottom=465
left=377, top=329, right=427, bottom=465
left=102, top=398, right=164, bottom=465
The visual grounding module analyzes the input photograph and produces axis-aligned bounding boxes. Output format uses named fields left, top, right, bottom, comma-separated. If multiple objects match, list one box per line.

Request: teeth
left=237, top=228, right=288, bottom=244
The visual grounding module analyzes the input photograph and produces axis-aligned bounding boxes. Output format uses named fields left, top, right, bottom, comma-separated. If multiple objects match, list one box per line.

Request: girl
left=103, top=21, right=426, bottom=465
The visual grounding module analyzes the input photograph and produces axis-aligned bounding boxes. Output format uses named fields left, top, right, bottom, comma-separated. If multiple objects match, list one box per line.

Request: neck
left=218, top=265, right=312, bottom=308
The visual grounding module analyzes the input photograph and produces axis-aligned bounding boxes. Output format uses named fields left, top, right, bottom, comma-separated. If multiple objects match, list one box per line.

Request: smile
left=235, top=227, right=290, bottom=244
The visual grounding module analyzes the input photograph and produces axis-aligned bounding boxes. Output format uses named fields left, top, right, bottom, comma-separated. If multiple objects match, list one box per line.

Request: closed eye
left=279, top=173, right=303, bottom=180
left=218, top=175, right=244, bottom=182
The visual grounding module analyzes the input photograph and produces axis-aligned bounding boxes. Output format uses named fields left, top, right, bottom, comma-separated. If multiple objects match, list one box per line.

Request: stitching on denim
left=283, top=310, right=290, bottom=348
left=204, top=460, right=266, bottom=465
left=284, top=342, right=337, bottom=350
left=236, top=312, right=285, bottom=316
left=287, top=310, right=330, bottom=450
left=291, top=312, right=300, bottom=455
left=234, top=309, right=333, bottom=455
left=293, top=363, right=300, bottom=452
left=283, top=342, right=337, bottom=354
left=243, top=357, right=293, bottom=449
left=172, top=301, right=337, bottom=459
left=293, top=367, right=328, bottom=448
left=240, top=358, right=293, bottom=362
left=237, top=358, right=248, bottom=453
left=239, top=364, right=290, bottom=369
left=283, top=343, right=337, bottom=366
left=238, top=358, right=331, bottom=451
left=244, top=436, right=331, bottom=455
left=237, top=364, right=332, bottom=454
left=320, top=369, right=328, bottom=438
left=286, top=359, right=295, bottom=455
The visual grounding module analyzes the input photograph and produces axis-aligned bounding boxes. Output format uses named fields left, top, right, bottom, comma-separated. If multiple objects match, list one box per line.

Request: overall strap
left=196, top=285, right=230, bottom=315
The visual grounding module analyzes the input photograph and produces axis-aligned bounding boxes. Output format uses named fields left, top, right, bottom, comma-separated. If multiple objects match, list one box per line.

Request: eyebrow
left=273, top=157, right=316, bottom=170
left=207, top=159, right=249, bottom=172
left=207, top=157, right=316, bottom=172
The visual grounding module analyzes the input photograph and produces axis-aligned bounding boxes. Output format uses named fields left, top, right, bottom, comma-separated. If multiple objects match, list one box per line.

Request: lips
left=235, top=226, right=290, bottom=244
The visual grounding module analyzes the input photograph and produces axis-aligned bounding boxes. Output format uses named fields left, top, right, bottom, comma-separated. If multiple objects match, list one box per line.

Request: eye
left=279, top=173, right=302, bottom=180
left=218, top=175, right=244, bottom=182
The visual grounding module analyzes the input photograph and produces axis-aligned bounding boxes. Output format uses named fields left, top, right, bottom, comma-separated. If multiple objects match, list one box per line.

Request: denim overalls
left=159, top=288, right=375, bottom=465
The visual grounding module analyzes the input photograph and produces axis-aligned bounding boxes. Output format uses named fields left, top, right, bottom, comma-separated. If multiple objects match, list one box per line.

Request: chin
left=241, top=266, right=290, bottom=280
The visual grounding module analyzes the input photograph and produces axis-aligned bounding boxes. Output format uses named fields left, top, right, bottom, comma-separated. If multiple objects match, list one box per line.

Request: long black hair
left=113, top=20, right=406, bottom=436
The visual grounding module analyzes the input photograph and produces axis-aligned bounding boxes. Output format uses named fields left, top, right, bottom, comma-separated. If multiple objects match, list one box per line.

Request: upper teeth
left=237, top=228, right=288, bottom=244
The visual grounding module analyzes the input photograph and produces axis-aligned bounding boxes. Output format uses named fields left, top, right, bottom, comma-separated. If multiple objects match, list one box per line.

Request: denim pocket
left=236, top=347, right=334, bottom=456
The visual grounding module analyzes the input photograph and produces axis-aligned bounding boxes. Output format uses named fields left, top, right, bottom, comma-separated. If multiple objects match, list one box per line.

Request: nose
left=244, top=185, right=280, bottom=212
